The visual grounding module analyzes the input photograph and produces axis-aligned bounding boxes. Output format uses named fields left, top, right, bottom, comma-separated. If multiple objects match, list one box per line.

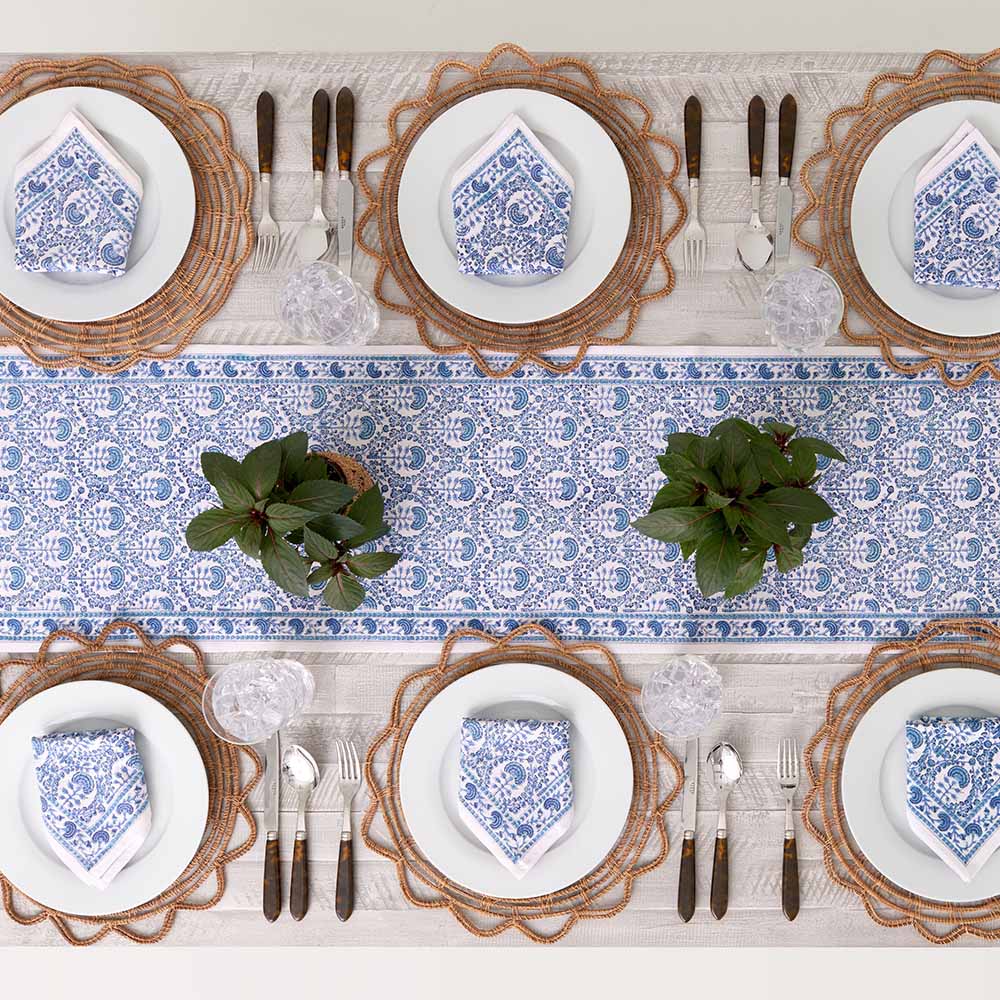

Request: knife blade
left=677, top=736, right=698, bottom=922
left=262, top=730, right=281, bottom=922
left=774, top=94, right=797, bottom=265
left=336, top=86, right=355, bottom=276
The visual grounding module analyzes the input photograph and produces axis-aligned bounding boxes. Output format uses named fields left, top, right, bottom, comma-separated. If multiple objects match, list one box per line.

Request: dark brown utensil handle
left=710, top=834, right=729, bottom=920
left=778, top=94, right=797, bottom=180
left=290, top=834, right=309, bottom=921
left=336, top=87, right=354, bottom=174
left=312, top=89, right=330, bottom=173
left=335, top=836, right=354, bottom=922
left=683, top=96, right=702, bottom=181
left=256, top=91, right=275, bottom=175
left=262, top=833, right=281, bottom=922
left=677, top=835, right=696, bottom=922
left=748, top=95, right=765, bottom=179
left=782, top=834, right=800, bottom=921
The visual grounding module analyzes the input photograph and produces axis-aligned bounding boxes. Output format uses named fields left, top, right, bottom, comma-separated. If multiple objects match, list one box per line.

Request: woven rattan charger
left=362, top=623, right=682, bottom=943
left=793, top=48, right=1000, bottom=390
left=805, top=618, right=1000, bottom=944
left=357, top=43, right=685, bottom=378
left=0, top=621, right=260, bottom=945
left=0, top=57, right=252, bottom=374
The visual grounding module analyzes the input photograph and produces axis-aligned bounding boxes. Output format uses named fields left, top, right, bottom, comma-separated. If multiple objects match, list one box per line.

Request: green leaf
left=712, top=418, right=759, bottom=440
left=740, top=498, right=792, bottom=548
left=241, top=440, right=283, bottom=499
left=716, top=424, right=749, bottom=470
left=680, top=538, right=698, bottom=560
left=264, top=502, right=319, bottom=535
left=651, top=479, right=700, bottom=511
left=788, top=439, right=818, bottom=484
left=667, top=432, right=701, bottom=456
left=323, top=573, right=365, bottom=612
left=689, top=435, right=721, bottom=469
left=235, top=520, right=263, bottom=558
left=793, top=436, right=847, bottom=462
left=307, top=563, right=335, bottom=585
left=201, top=452, right=254, bottom=511
left=279, top=431, right=310, bottom=485
left=689, top=464, right=722, bottom=493
left=705, top=492, right=733, bottom=509
left=722, top=504, right=743, bottom=533
left=186, top=508, right=249, bottom=550
left=632, top=507, right=723, bottom=544
left=287, top=478, right=356, bottom=513
left=657, top=452, right=698, bottom=479
left=765, top=420, right=797, bottom=439
left=695, top=525, right=742, bottom=597
left=749, top=436, right=791, bottom=486
left=775, top=545, right=804, bottom=573
left=789, top=523, right=813, bottom=548
left=309, top=513, right=366, bottom=543
left=260, top=531, right=309, bottom=596
left=344, top=521, right=391, bottom=549
left=303, top=525, right=341, bottom=562
left=347, top=486, right=385, bottom=530
left=737, top=456, right=762, bottom=496
left=347, top=552, right=402, bottom=579
left=299, top=455, right=330, bottom=481
left=724, top=550, right=767, bottom=598
left=761, top=487, right=836, bottom=525
left=284, top=527, right=305, bottom=546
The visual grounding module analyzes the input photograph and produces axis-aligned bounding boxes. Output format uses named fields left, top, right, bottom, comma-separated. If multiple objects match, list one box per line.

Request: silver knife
left=263, top=730, right=281, bottom=922
left=677, top=736, right=698, bottom=922
left=774, top=94, right=797, bottom=267
left=336, top=86, right=355, bottom=276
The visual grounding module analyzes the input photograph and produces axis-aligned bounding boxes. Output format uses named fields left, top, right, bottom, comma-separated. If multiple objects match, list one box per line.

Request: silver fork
left=777, top=737, right=800, bottom=921
left=335, top=738, right=361, bottom=922
left=682, top=96, right=706, bottom=278
left=251, top=91, right=280, bottom=273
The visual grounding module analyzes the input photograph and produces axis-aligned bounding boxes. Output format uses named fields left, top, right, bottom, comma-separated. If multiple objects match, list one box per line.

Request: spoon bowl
left=706, top=741, right=743, bottom=920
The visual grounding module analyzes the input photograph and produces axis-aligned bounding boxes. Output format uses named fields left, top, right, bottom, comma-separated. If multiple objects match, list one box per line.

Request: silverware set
left=260, top=731, right=362, bottom=923
left=681, top=92, right=798, bottom=277
left=251, top=87, right=356, bottom=274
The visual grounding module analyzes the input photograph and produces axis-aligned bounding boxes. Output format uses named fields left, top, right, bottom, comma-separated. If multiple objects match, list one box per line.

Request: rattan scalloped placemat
left=792, top=48, right=1000, bottom=390
left=0, top=621, right=260, bottom=946
left=361, top=623, right=682, bottom=943
left=356, top=43, right=685, bottom=378
left=804, top=618, right=1000, bottom=944
left=0, top=57, right=252, bottom=374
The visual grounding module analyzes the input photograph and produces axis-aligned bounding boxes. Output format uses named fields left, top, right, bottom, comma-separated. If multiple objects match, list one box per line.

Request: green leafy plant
left=632, top=418, right=846, bottom=599
left=185, top=431, right=400, bottom=613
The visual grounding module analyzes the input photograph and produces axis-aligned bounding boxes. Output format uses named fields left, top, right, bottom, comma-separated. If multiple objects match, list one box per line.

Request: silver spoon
left=707, top=741, right=744, bottom=920
left=282, top=743, right=320, bottom=921
left=735, top=95, right=773, bottom=273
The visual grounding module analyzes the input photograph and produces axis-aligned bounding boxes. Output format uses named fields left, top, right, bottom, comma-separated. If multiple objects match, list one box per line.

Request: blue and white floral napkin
left=451, top=114, right=574, bottom=278
left=913, top=120, right=1000, bottom=289
left=14, top=110, right=143, bottom=277
left=906, top=716, right=1000, bottom=883
left=459, top=717, right=573, bottom=878
left=31, top=727, right=152, bottom=890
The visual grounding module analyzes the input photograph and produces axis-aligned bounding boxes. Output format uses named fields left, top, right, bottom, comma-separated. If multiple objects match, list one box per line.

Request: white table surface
left=0, top=49, right=983, bottom=948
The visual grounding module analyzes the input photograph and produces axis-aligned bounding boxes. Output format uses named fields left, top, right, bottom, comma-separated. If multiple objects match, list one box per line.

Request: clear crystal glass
left=641, top=655, right=723, bottom=739
left=280, top=261, right=380, bottom=345
left=202, top=658, right=315, bottom=745
left=762, top=266, right=844, bottom=353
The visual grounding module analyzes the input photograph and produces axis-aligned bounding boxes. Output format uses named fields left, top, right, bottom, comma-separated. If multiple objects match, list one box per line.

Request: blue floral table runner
left=0, top=347, right=994, bottom=646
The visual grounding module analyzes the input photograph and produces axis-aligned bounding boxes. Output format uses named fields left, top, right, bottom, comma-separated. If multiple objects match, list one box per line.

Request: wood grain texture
left=336, top=837, right=354, bottom=922
left=0, top=49, right=975, bottom=948
left=263, top=834, right=281, bottom=922
left=677, top=836, right=696, bottom=923
left=710, top=835, right=729, bottom=921
left=290, top=836, right=309, bottom=922
left=782, top=835, right=800, bottom=921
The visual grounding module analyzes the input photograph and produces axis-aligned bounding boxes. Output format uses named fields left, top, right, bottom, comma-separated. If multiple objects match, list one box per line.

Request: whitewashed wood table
left=0, top=50, right=970, bottom=947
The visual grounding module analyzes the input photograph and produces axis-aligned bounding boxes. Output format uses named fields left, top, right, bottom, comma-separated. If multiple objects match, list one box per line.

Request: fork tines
left=777, top=737, right=800, bottom=785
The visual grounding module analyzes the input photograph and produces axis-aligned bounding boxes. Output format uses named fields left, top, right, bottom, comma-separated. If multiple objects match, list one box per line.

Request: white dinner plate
left=0, top=86, right=195, bottom=323
left=0, top=680, right=208, bottom=916
left=842, top=668, right=1000, bottom=902
left=851, top=99, right=1000, bottom=338
left=397, top=89, right=631, bottom=325
left=399, top=662, right=634, bottom=899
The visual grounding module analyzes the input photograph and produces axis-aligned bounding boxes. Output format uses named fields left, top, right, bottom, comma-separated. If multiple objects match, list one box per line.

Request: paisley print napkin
left=459, top=717, right=573, bottom=878
left=906, top=716, right=1000, bottom=883
left=14, top=110, right=143, bottom=277
left=451, top=114, right=573, bottom=277
left=31, top=727, right=152, bottom=889
left=913, top=120, right=1000, bottom=289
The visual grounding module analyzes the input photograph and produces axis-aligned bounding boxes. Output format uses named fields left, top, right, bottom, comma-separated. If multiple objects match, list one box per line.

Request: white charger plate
left=842, top=668, right=1000, bottom=902
left=397, top=89, right=631, bottom=325
left=0, top=680, right=208, bottom=916
left=399, top=662, right=633, bottom=899
left=851, top=99, right=1000, bottom=338
left=0, top=86, right=195, bottom=323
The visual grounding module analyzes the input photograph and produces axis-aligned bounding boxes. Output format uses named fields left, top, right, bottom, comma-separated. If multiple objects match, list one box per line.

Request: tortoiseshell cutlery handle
left=290, top=833, right=309, bottom=921
left=710, top=834, right=729, bottom=920
left=748, top=95, right=765, bottom=179
left=336, top=835, right=354, bottom=921
left=677, top=835, right=696, bottom=922
left=263, top=832, right=281, bottom=921
left=683, top=95, right=702, bottom=182
left=782, top=834, right=800, bottom=921
left=256, top=91, right=275, bottom=175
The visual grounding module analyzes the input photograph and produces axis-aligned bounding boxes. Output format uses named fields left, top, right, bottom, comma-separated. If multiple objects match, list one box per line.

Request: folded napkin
left=14, top=110, right=143, bottom=277
left=451, top=114, right=574, bottom=278
left=458, top=717, right=572, bottom=879
left=913, top=120, right=1000, bottom=289
left=906, top=716, right=1000, bottom=883
left=31, top=727, right=152, bottom=890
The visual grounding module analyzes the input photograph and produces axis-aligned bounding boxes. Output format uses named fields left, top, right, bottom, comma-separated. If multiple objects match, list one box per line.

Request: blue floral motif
left=31, top=727, right=151, bottom=887
left=452, top=114, right=572, bottom=277
left=14, top=112, right=141, bottom=277
left=459, top=718, right=572, bottom=875
left=906, top=716, right=1000, bottom=881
